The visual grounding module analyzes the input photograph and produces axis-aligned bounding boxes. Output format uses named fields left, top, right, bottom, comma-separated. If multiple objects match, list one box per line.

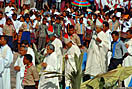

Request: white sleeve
left=0, top=58, right=4, bottom=74
left=3, top=49, right=13, bottom=67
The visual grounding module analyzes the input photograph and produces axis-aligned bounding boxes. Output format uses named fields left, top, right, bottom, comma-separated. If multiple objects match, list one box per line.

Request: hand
left=0, top=24, right=3, bottom=28
left=65, top=54, right=68, bottom=60
left=125, top=44, right=129, bottom=48
left=96, top=37, right=102, bottom=43
left=41, top=62, right=47, bottom=67
left=14, top=66, right=20, bottom=71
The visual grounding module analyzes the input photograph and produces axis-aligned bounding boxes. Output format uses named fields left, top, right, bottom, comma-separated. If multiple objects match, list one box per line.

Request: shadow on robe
left=40, top=81, right=58, bottom=89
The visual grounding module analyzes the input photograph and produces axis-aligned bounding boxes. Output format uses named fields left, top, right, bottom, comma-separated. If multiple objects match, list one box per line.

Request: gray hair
left=21, top=46, right=28, bottom=51
left=48, top=44, right=55, bottom=52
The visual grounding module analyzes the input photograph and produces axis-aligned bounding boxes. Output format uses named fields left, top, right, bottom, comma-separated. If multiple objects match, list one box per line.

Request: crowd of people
left=0, top=0, right=132, bottom=89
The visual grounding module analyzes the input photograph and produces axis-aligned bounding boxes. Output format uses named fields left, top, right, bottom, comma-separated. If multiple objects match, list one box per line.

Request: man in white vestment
left=49, top=34, right=63, bottom=73
left=38, top=44, right=59, bottom=89
left=85, top=26, right=109, bottom=76
left=123, top=30, right=132, bottom=87
left=21, top=40, right=35, bottom=65
left=5, top=2, right=14, bottom=13
left=14, top=46, right=35, bottom=89
left=63, top=34, right=81, bottom=87
left=0, top=12, right=6, bottom=35
left=103, top=21, right=113, bottom=67
left=0, top=35, right=13, bottom=89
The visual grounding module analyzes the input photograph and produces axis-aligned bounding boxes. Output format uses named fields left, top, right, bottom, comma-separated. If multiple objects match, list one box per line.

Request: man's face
left=127, top=32, right=131, bottom=39
left=79, top=19, right=83, bottom=24
left=69, top=28, right=74, bottom=35
left=0, top=37, right=6, bottom=46
left=47, top=46, right=53, bottom=54
left=0, top=13, right=3, bottom=20
left=23, top=56, right=29, bottom=65
left=112, top=34, right=118, bottom=42
left=6, top=19, right=11, bottom=25
left=19, top=47, right=27, bottom=56
left=12, top=15, right=17, bottom=21
left=103, top=24, right=107, bottom=32
left=112, top=17, right=116, bottom=22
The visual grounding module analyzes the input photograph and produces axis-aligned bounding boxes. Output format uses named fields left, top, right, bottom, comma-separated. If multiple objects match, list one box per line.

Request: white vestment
left=38, top=52, right=59, bottom=89
left=0, top=44, right=13, bottom=89
left=14, top=48, right=35, bottom=89
left=27, top=47, right=35, bottom=66
left=14, top=55, right=25, bottom=89
left=106, top=29, right=113, bottom=66
left=85, top=31, right=109, bottom=76
left=65, top=44, right=81, bottom=87
left=5, top=6, right=14, bottom=13
left=123, top=39, right=132, bottom=87
left=0, top=17, right=6, bottom=35
left=51, top=38, right=63, bottom=73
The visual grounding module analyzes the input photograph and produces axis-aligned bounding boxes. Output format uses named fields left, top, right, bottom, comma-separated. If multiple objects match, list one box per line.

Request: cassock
left=38, top=52, right=59, bottom=89
left=14, top=55, right=25, bottom=89
left=123, top=39, right=132, bottom=87
left=14, top=48, right=35, bottom=89
left=106, top=29, right=113, bottom=66
left=0, top=44, right=13, bottom=89
left=51, top=38, right=63, bottom=73
left=85, top=31, right=109, bottom=76
left=65, top=44, right=81, bottom=87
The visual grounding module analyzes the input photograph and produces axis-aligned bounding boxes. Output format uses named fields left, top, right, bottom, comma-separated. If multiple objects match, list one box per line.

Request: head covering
left=95, top=11, right=100, bottom=14
left=63, top=34, right=71, bottom=44
left=116, top=12, right=121, bottom=18
left=96, top=18, right=103, bottom=27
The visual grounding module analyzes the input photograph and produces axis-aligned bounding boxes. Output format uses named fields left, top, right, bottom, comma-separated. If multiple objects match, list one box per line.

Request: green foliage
left=68, top=53, right=84, bottom=89
left=33, top=43, right=45, bottom=64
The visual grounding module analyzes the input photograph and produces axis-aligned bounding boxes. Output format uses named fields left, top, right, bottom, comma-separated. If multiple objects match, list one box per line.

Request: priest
left=0, top=35, right=13, bottom=89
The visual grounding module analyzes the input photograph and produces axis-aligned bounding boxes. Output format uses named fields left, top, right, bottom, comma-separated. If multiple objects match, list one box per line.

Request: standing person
left=38, top=44, right=59, bottom=89
left=109, top=15, right=120, bottom=32
left=56, top=0, right=61, bottom=12
left=20, top=16, right=32, bottom=44
left=0, top=35, right=13, bottom=89
left=21, top=40, right=35, bottom=65
left=108, top=31, right=128, bottom=71
left=38, top=18, right=48, bottom=51
left=53, top=17, right=62, bottom=40
left=123, top=30, right=132, bottom=87
left=14, top=46, right=35, bottom=89
left=63, top=34, right=81, bottom=88
left=3, top=18, right=15, bottom=49
left=23, top=54, right=39, bottom=89
left=36, top=0, right=43, bottom=10
left=75, top=17, right=86, bottom=45
left=85, top=26, right=109, bottom=76
left=103, top=21, right=113, bottom=66
left=0, top=11, right=6, bottom=35
left=68, top=25, right=81, bottom=46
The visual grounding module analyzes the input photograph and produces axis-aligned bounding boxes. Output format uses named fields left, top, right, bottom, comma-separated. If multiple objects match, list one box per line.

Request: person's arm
left=121, top=42, right=128, bottom=59
left=32, top=66, right=39, bottom=88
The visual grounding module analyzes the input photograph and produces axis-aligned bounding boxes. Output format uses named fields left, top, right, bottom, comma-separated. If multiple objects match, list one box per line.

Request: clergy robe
left=85, top=31, right=109, bottom=76
left=0, top=44, right=13, bottom=89
left=123, top=39, right=132, bottom=87
left=14, top=49, right=35, bottom=89
left=65, top=44, right=81, bottom=87
left=106, top=29, right=113, bottom=66
left=38, top=52, right=59, bottom=89
left=51, top=38, right=63, bottom=73
left=14, top=55, right=25, bottom=89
